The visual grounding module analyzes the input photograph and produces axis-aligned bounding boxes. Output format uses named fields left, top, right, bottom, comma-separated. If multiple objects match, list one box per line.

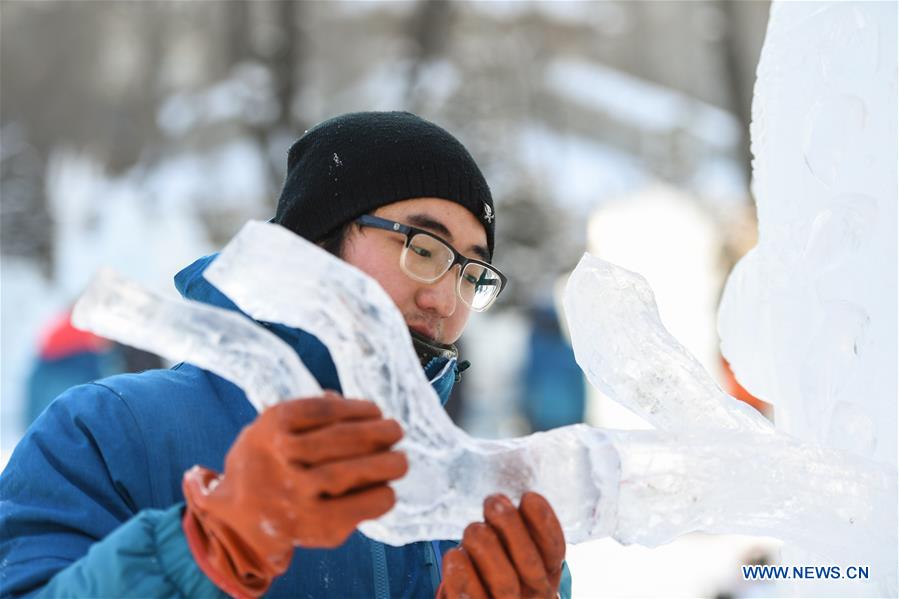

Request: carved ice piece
left=204, top=221, right=621, bottom=544
left=563, top=253, right=772, bottom=435
left=209, top=222, right=894, bottom=576
left=563, top=254, right=894, bottom=592
left=71, top=268, right=321, bottom=412
left=72, top=222, right=895, bottom=595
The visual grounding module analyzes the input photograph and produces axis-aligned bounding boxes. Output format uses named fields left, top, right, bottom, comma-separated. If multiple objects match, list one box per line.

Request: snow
left=516, top=124, right=648, bottom=213
left=409, top=60, right=461, bottom=108
left=458, top=308, right=532, bottom=439
left=546, top=58, right=742, bottom=150
left=0, top=142, right=264, bottom=464
left=330, top=0, right=417, bottom=18
left=157, top=63, right=279, bottom=135
left=46, top=151, right=217, bottom=300
left=142, top=140, right=271, bottom=215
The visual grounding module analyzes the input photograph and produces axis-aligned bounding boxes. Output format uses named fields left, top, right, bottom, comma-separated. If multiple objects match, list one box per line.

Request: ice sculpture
left=86, top=221, right=622, bottom=544
left=567, top=254, right=895, bottom=596
left=69, top=1, right=896, bottom=594
left=71, top=268, right=322, bottom=411
left=73, top=222, right=895, bottom=589
left=719, top=1, right=896, bottom=464
left=718, top=1, right=896, bottom=593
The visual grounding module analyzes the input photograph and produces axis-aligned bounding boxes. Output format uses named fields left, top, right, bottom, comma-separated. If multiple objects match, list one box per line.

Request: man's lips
left=409, top=323, right=439, bottom=341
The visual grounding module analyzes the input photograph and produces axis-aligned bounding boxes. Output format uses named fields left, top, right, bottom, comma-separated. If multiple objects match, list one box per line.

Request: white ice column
left=718, top=1, right=897, bottom=594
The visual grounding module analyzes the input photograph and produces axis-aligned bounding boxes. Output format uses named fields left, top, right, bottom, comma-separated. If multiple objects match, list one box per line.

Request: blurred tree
left=718, top=0, right=770, bottom=187
left=491, top=180, right=584, bottom=308
left=222, top=0, right=306, bottom=196
left=1, top=1, right=166, bottom=276
left=404, top=0, right=453, bottom=113
left=1, top=0, right=769, bottom=301
left=0, top=123, right=50, bottom=274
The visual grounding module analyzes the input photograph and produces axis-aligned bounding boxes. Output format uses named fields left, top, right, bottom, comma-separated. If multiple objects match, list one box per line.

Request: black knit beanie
left=273, top=111, right=495, bottom=260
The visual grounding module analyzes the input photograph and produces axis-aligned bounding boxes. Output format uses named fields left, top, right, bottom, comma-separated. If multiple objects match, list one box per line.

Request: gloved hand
left=181, top=392, right=407, bottom=599
left=438, top=493, right=566, bottom=599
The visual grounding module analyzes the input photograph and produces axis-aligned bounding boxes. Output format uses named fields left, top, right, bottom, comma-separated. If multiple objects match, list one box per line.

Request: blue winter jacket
left=0, top=254, right=572, bottom=598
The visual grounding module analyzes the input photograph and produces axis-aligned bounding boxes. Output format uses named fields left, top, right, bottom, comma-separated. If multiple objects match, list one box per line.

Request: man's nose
left=417, top=267, right=458, bottom=317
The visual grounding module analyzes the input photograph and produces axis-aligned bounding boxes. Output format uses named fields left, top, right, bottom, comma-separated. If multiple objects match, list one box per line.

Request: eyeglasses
left=355, top=214, right=507, bottom=312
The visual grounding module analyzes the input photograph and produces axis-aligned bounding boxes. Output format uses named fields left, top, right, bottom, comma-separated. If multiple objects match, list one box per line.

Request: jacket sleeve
left=559, top=560, right=573, bottom=599
left=35, top=504, right=222, bottom=599
left=0, top=383, right=221, bottom=598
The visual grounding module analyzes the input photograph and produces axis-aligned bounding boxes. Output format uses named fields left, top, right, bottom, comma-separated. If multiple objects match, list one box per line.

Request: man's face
left=341, top=197, right=489, bottom=345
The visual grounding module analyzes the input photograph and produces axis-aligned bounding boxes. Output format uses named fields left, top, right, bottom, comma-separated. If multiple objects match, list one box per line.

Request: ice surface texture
left=564, top=254, right=772, bottom=435
left=203, top=222, right=620, bottom=544
left=719, top=1, right=897, bottom=463
left=717, top=1, right=896, bottom=593
left=71, top=268, right=321, bottom=411
left=565, top=254, right=894, bottom=585
left=73, top=222, right=621, bottom=545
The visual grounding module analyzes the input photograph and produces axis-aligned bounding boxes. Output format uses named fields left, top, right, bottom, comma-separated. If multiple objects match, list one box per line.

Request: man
left=1, top=112, right=571, bottom=598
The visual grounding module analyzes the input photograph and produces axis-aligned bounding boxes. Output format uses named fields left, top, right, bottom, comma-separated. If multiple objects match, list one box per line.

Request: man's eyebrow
left=405, top=213, right=490, bottom=261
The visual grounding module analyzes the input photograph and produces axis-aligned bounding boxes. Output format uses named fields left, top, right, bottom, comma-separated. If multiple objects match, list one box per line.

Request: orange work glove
left=181, top=392, right=408, bottom=599
left=438, top=493, right=566, bottom=599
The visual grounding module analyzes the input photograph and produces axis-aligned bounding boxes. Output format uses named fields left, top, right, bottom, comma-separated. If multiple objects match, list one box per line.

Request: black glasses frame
left=355, top=214, right=508, bottom=300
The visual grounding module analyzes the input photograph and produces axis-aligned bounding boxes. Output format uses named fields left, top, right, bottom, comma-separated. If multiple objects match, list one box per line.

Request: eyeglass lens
left=459, top=263, right=502, bottom=310
left=403, top=234, right=454, bottom=280
left=402, top=233, right=501, bottom=310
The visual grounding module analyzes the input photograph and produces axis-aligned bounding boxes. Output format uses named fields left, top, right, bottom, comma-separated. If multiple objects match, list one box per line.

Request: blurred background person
left=521, top=302, right=585, bottom=433
left=25, top=307, right=163, bottom=426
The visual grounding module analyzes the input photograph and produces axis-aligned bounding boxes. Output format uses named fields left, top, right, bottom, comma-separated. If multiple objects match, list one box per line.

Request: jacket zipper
left=370, top=540, right=389, bottom=599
